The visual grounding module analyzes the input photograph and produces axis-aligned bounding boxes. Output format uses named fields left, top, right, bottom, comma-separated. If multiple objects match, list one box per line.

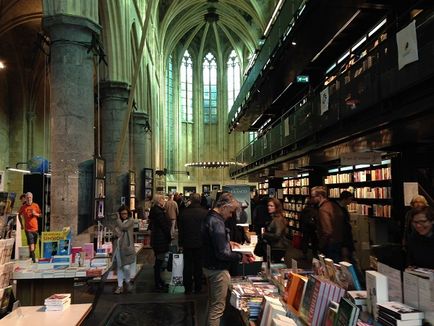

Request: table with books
left=11, top=243, right=145, bottom=306
left=0, top=303, right=92, bottom=325
left=227, top=255, right=434, bottom=326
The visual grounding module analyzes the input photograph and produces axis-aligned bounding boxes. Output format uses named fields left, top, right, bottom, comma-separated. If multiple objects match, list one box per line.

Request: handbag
left=170, top=253, right=184, bottom=285
left=254, top=238, right=266, bottom=257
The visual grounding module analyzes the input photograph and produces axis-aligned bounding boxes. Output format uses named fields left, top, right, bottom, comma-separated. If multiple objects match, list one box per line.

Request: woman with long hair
left=262, top=198, right=290, bottom=263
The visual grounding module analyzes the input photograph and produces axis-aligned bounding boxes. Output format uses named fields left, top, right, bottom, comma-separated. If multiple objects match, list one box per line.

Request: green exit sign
left=296, top=75, right=309, bottom=83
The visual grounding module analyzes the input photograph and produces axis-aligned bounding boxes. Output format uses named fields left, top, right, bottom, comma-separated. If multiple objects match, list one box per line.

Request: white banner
left=320, top=87, right=329, bottom=115
left=396, top=20, right=419, bottom=70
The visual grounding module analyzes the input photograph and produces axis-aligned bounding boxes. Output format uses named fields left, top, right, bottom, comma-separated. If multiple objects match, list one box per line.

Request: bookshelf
left=258, top=179, right=269, bottom=196
left=281, top=173, right=311, bottom=237
left=324, top=160, right=392, bottom=219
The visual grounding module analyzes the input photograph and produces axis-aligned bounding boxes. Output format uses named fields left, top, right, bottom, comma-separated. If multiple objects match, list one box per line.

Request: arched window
left=227, top=49, right=240, bottom=112
left=203, top=52, right=217, bottom=124
left=166, top=55, right=174, bottom=170
left=180, top=50, right=193, bottom=123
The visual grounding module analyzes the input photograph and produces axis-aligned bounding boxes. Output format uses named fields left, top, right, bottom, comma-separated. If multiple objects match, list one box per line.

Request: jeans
left=203, top=268, right=230, bottom=326
left=114, top=244, right=133, bottom=287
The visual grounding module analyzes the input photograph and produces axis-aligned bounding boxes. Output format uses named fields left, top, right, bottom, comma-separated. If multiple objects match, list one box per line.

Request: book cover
left=0, top=286, right=13, bottom=313
left=286, top=273, right=306, bottom=309
left=339, top=261, right=362, bottom=290
left=366, top=270, right=389, bottom=319
left=324, top=301, right=339, bottom=326
left=378, top=262, right=403, bottom=302
left=324, top=258, right=337, bottom=282
left=307, top=276, right=327, bottom=325
left=310, top=279, right=332, bottom=326
left=334, top=297, right=360, bottom=326
left=300, top=275, right=318, bottom=321
left=334, top=263, right=350, bottom=289
left=291, top=276, right=307, bottom=312
left=259, top=295, right=282, bottom=326
left=378, top=301, right=424, bottom=320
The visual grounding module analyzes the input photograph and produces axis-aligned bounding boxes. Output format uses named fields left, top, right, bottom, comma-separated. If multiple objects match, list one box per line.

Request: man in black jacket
left=149, top=194, right=171, bottom=291
left=201, top=192, right=254, bottom=326
left=178, top=193, right=208, bottom=294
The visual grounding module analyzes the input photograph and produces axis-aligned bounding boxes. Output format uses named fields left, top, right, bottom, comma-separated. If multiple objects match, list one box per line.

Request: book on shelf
left=334, top=297, right=360, bottom=326
left=258, top=295, right=283, bottom=326
left=324, top=301, right=339, bottom=326
left=378, top=301, right=424, bottom=321
left=378, top=312, right=423, bottom=326
left=340, top=261, right=362, bottom=290
left=366, top=270, right=389, bottom=320
left=347, top=290, right=367, bottom=306
left=324, top=258, right=337, bottom=282
left=378, top=262, right=403, bottom=302
left=272, top=315, right=297, bottom=326
left=286, top=273, right=307, bottom=312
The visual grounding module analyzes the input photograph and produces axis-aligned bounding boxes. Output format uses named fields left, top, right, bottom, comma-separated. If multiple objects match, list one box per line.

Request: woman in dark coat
left=263, top=198, right=290, bottom=264
left=149, top=194, right=171, bottom=290
left=111, top=205, right=135, bottom=294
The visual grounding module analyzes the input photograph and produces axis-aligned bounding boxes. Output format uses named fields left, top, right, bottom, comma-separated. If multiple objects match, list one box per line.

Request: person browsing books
left=335, top=191, right=356, bottom=262
left=310, top=186, right=344, bottom=262
left=111, top=205, right=135, bottom=294
left=201, top=192, right=254, bottom=326
left=19, top=192, right=41, bottom=263
left=263, top=197, right=290, bottom=264
left=407, top=206, right=434, bottom=269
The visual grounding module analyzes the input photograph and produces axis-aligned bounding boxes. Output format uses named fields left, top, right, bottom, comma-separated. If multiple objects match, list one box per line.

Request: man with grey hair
left=19, top=192, right=41, bottom=262
left=201, top=192, right=254, bottom=325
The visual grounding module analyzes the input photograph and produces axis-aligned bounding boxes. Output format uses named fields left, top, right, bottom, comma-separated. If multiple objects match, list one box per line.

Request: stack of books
left=377, top=301, right=424, bottom=326
left=44, top=293, right=71, bottom=311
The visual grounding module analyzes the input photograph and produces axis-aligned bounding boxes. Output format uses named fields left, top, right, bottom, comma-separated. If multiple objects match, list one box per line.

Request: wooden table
left=0, top=303, right=92, bottom=325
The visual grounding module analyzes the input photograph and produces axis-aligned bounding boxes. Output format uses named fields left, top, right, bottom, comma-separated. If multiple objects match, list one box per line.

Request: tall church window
left=203, top=52, right=217, bottom=124
left=166, top=55, right=174, bottom=170
left=180, top=50, right=193, bottom=123
left=227, top=49, right=240, bottom=112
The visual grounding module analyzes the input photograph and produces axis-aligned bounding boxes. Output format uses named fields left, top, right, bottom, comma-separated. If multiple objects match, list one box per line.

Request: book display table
left=0, top=303, right=92, bottom=325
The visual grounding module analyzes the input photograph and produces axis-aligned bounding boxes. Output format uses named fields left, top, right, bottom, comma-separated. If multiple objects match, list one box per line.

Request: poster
left=222, top=184, right=251, bottom=225
left=41, top=227, right=71, bottom=258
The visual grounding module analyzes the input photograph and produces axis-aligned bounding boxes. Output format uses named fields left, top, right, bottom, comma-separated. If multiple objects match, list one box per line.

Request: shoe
left=114, top=286, right=123, bottom=294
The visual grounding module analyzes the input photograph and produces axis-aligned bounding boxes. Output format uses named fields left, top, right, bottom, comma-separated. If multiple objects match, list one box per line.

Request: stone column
left=43, top=15, right=100, bottom=244
left=100, top=81, right=130, bottom=217
left=132, top=112, right=149, bottom=211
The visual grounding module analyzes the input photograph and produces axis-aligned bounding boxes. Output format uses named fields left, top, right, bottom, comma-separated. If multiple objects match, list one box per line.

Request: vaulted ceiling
left=159, top=0, right=276, bottom=62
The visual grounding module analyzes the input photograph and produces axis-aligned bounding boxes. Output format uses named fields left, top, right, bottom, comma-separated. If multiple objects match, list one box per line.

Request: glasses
left=412, top=219, right=430, bottom=226
left=120, top=212, right=129, bottom=215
